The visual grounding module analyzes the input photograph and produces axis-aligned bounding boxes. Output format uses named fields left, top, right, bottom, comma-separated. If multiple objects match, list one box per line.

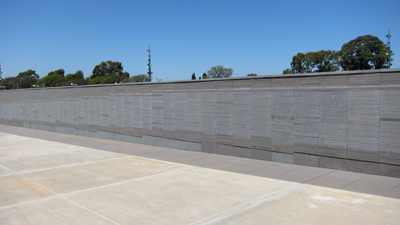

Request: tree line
left=283, top=34, right=394, bottom=74
left=0, top=60, right=150, bottom=90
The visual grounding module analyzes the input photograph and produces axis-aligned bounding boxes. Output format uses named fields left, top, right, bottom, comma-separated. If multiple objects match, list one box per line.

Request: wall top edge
left=2, top=68, right=399, bottom=91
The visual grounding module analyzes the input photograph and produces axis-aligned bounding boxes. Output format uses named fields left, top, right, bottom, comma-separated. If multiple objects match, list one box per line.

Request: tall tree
left=289, top=50, right=339, bottom=73
left=89, top=60, right=130, bottom=84
left=16, top=69, right=40, bottom=88
left=290, top=53, right=313, bottom=73
left=202, top=73, right=207, bottom=79
left=36, top=69, right=65, bottom=87
left=282, top=68, right=293, bottom=74
left=309, top=50, right=340, bottom=72
left=1, top=77, right=20, bottom=89
left=339, top=35, right=388, bottom=70
left=191, top=73, right=196, bottom=80
left=65, top=70, right=86, bottom=86
left=65, top=70, right=84, bottom=80
left=207, top=65, right=233, bottom=78
left=17, top=69, right=39, bottom=78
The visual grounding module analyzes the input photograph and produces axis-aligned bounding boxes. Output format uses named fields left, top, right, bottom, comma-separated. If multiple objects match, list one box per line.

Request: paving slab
left=209, top=184, right=400, bottom=225
left=24, top=156, right=188, bottom=194
left=0, top=164, right=15, bottom=177
left=278, top=166, right=334, bottom=183
left=0, top=148, right=123, bottom=173
left=0, top=126, right=400, bottom=224
left=0, top=174, right=54, bottom=207
left=306, top=170, right=367, bottom=189
left=0, top=197, right=115, bottom=225
left=342, top=175, right=400, bottom=196
left=64, top=167, right=296, bottom=225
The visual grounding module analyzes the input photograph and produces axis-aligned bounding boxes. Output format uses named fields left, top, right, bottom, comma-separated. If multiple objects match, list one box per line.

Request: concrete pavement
left=1, top=125, right=400, bottom=224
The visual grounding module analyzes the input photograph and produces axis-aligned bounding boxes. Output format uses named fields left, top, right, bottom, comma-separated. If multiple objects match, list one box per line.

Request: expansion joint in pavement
left=194, top=183, right=304, bottom=225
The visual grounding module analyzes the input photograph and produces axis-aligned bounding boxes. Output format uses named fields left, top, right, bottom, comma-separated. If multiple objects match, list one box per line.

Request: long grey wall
left=1, top=69, right=399, bottom=177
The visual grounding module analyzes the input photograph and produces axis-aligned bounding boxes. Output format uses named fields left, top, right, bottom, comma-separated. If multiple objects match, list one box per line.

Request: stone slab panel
left=216, top=144, right=233, bottom=156
left=271, top=89, right=294, bottom=154
left=271, top=152, right=294, bottom=164
left=379, top=151, right=400, bottom=166
left=250, top=149, right=272, bottom=161
left=294, top=153, right=319, bottom=167
left=380, top=87, right=400, bottom=120
left=318, top=156, right=347, bottom=171
left=381, top=72, right=400, bottom=84
left=231, top=146, right=253, bottom=159
left=379, top=121, right=400, bottom=155
left=201, top=141, right=217, bottom=154
left=251, top=136, right=271, bottom=151
left=320, top=75, right=348, bottom=87
left=348, top=73, right=380, bottom=86
left=347, top=89, right=380, bottom=154
left=251, top=89, right=272, bottom=150
left=318, top=147, right=347, bottom=159
left=346, top=159, right=381, bottom=176
left=233, top=91, right=252, bottom=148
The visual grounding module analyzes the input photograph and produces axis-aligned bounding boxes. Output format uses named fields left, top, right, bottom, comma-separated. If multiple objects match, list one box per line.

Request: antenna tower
left=0, top=60, right=3, bottom=81
left=386, top=29, right=392, bottom=68
left=147, top=45, right=152, bottom=82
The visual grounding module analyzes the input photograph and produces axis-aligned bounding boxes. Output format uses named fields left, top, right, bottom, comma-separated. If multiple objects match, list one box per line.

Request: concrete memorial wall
left=0, top=69, right=399, bottom=177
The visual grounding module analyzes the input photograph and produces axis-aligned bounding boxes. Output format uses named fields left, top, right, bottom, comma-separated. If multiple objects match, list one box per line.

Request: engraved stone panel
left=201, top=82, right=216, bottom=142
left=233, top=90, right=251, bottom=147
left=319, top=89, right=348, bottom=158
left=347, top=88, right=380, bottom=161
left=251, top=87, right=272, bottom=150
left=162, top=91, right=175, bottom=138
left=216, top=84, right=233, bottom=145
left=294, top=77, right=320, bottom=155
left=271, top=79, right=294, bottom=154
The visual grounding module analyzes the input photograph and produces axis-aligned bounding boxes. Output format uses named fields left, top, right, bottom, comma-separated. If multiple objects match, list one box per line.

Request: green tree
left=89, top=61, right=130, bottom=84
left=289, top=50, right=339, bottom=73
left=309, top=50, right=340, bottom=72
left=290, top=53, right=313, bottom=73
left=19, top=76, right=39, bottom=88
left=15, top=69, right=40, bottom=88
left=65, top=70, right=84, bottom=80
left=0, top=69, right=41, bottom=89
left=36, top=69, right=66, bottom=87
left=339, top=35, right=388, bottom=71
left=282, top=68, right=293, bottom=74
left=202, top=73, right=207, bottom=79
left=247, top=73, right=257, bottom=76
left=65, top=70, right=86, bottom=86
left=207, top=65, right=233, bottom=78
left=191, top=73, right=196, bottom=80
left=121, top=74, right=150, bottom=83
left=1, top=77, right=20, bottom=89
left=17, top=69, right=39, bottom=79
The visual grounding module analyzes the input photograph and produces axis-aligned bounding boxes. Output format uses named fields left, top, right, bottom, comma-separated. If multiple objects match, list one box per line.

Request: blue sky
left=1, top=0, right=399, bottom=81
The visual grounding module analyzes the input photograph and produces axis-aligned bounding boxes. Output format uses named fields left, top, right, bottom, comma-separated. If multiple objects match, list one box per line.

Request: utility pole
left=147, top=45, right=152, bottom=82
left=386, top=29, right=392, bottom=68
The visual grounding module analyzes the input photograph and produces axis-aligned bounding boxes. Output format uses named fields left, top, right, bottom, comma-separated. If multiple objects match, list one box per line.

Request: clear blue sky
left=1, top=0, right=399, bottom=81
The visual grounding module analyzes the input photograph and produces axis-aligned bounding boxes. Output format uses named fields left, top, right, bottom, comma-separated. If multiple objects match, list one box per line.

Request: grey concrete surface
left=1, top=125, right=400, bottom=224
